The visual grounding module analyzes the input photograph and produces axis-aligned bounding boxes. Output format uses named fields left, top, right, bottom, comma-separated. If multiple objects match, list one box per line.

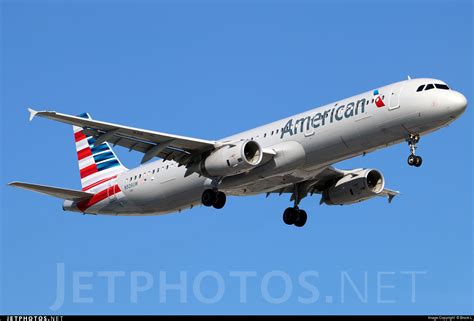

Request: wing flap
left=9, top=182, right=94, bottom=201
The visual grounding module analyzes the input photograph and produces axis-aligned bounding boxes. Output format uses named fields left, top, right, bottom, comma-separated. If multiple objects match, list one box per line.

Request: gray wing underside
left=265, top=166, right=399, bottom=203
left=264, top=166, right=343, bottom=199
left=28, top=109, right=275, bottom=171
left=28, top=109, right=216, bottom=167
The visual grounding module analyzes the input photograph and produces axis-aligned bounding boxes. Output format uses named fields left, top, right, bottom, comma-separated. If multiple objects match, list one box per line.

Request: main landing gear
left=202, top=189, right=226, bottom=209
left=283, top=207, right=307, bottom=227
left=407, top=134, right=422, bottom=167
left=282, top=184, right=308, bottom=227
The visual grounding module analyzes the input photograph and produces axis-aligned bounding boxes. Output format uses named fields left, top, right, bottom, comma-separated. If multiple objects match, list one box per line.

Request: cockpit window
left=425, top=84, right=435, bottom=90
left=416, top=85, right=425, bottom=92
left=435, top=84, right=450, bottom=90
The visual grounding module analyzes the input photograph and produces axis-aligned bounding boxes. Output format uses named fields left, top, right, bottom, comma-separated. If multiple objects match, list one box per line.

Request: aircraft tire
left=414, top=156, right=423, bottom=167
left=283, top=207, right=298, bottom=225
left=294, top=209, right=307, bottom=227
left=202, top=189, right=216, bottom=207
left=213, top=192, right=226, bottom=209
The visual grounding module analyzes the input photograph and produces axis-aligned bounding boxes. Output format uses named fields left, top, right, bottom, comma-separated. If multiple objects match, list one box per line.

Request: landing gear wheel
left=202, top=189, right=227, bottom=209
left=407, top=155, right=416, bottom=166
left=414, top=156, right=423, bottom=167
left=283, top=207, right=307, bottom=227
left=283, top=207, right=297, bottom=225
left=294, top=210, right=307, bottom=227
left=202, top=189, right=216, bottom=207
left=213, top=192, right=226, bottom=209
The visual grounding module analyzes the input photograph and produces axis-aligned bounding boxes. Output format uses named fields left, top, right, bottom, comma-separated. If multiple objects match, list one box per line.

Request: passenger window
left=271, top=131, right=274, bottom=135
left=139, top=174, right=141, bottom=178
left=425, top=84, right=435, bottom=90
left=435, top=84, right=450, bottom=90
left=416, top=85, right=425, bottom=92
left=276, top=129, right=279, bottom=133
left=264, top=133, right=267, bottom=138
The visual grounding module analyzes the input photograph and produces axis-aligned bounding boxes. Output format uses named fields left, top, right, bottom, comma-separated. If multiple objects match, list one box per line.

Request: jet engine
left=202, top=140, right=263, bottom=177
left=321, top=169, right=385, bottom=205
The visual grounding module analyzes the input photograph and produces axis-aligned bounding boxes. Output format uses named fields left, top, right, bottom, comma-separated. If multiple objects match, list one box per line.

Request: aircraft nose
left=449, top=91, right=468, bottom=115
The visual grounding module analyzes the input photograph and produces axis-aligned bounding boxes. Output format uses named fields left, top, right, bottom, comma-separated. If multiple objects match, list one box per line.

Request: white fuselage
left=65, top=78, right=467, bottom=215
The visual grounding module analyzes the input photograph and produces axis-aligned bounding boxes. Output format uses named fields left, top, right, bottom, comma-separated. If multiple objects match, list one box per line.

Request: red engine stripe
left=74, top=131, right=87, bottom=142
left=80, top=164, right=98, bottom=179
left=77, top=147, right=93, bottom=160
left=77, top=184, right=121, bottom=212
left=82, top=175, right=117, bottom=191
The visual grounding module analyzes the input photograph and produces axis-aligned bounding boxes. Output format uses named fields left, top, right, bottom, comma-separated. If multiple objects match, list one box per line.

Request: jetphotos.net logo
left=374, top=89, right=385, bottom=108
left=49, top=263, right=427, bottom=310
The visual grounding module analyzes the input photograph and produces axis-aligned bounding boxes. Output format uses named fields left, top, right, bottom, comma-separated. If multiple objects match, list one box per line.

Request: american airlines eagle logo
left=373, top=89, right=385, bottom=108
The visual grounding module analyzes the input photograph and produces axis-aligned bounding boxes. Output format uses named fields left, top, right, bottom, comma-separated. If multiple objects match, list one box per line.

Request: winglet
left=387, top=194, right=395, bottom=203
left=28, top=108, right=38, bottom=122
left=380, top=188, right=400, bottom=204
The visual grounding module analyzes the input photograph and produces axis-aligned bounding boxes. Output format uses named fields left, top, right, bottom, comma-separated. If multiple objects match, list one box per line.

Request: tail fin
left=74, top=113, right=127, bottom=191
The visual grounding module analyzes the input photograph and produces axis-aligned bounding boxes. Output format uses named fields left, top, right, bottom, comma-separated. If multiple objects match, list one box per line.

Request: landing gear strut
left=202, top=189, right=226, bottom=209
left=407, top=134, right=422, bottom=167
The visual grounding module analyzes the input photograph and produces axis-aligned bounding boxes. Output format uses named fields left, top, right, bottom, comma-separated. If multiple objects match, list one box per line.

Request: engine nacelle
left=202, top=140, right=263, bottom=177
left=322, top=169, right=385, bottom=205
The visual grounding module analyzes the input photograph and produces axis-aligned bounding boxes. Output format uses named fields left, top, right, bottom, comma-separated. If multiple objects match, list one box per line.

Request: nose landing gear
left=407, top=134, right=422, bottom=167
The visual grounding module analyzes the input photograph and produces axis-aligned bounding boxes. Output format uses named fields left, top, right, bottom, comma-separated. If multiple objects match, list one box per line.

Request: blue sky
left=1, top=0, right=472, bottom=315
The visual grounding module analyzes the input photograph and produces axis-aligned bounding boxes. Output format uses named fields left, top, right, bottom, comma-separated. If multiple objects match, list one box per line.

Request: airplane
left=9, top=78, right=467, bottom=227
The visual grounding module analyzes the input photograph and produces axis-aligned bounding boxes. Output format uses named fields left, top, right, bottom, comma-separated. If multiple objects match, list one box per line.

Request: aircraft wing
left=266, top=166, right=399, bottom=203
left=265, top=166, right=343, bottom=198
left=28, top=109, right=217, bottom=166
left=377, top=188, right=400, bottom=203
left=9, top=182, right=93, bottom=201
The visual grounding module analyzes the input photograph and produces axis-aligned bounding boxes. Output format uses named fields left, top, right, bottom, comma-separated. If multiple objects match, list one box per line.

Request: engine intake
left=202, top=140, right=263, bottom=177
left=322, top=169, right=385, bottom=205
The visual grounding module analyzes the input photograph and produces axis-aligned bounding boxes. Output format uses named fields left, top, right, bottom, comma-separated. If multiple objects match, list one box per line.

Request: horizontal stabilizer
left=8, top=181, right=93, bottom=201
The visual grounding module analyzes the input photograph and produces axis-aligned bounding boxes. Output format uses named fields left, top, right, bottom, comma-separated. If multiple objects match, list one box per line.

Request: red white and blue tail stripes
left=73, top=113, right=127, bottom=211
